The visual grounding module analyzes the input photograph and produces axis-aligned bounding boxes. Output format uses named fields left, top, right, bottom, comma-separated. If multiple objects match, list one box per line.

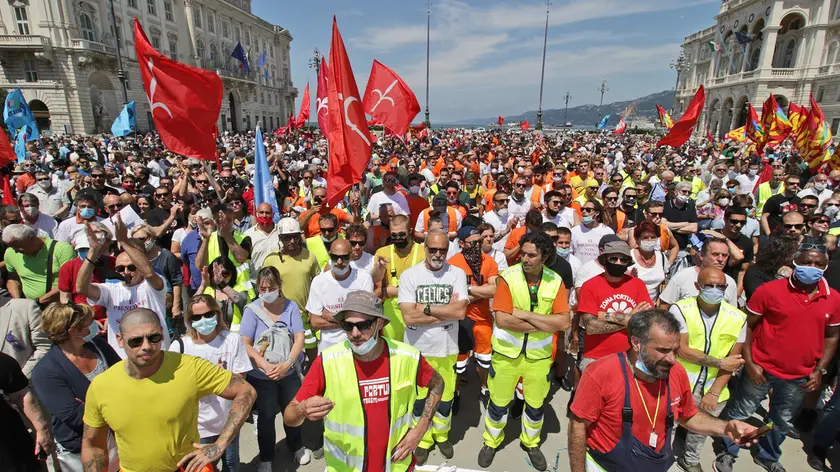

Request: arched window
left=825, top=41, right=839, bottom=65
left=196, top=39, right=205, bottom=59
left=749, top=47, right=761, bottom=70
left=783, top=39, right=796, bottom=68
left=210, top=43, right=218, bottom=66
left=168, top=36, right=177, bottom=60
left=79, top=13, right=95, bottom=41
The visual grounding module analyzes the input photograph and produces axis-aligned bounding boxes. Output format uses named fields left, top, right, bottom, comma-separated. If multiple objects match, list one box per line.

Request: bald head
left=331, top=238, right=350, bottom=254
left=697, top=267, right=725, bottom=287
left=119, top=308, right=161, bottom=335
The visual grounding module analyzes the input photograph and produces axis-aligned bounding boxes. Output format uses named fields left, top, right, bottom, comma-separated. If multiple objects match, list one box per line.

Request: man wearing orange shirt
left=298, top=186, right=356, bottom=238
left=449, top=226, right=500, bottom=409
left=504, top=209, right=544, bottom=266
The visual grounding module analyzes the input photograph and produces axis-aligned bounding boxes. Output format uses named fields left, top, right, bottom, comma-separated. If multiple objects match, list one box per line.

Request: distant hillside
left=464, top=89, right=676, bottom=126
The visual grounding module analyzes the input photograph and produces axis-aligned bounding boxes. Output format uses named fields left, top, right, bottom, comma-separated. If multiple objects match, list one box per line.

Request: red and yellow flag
left=745, top=104, right=764, bottom=146
left=759, top=95, right=792, bottom=149
left=656, top=104, right=674, bottom=129
left=788, top=102, right=807, bottom=137
left=726, top=126, right=747, bottom=143
left=801, top=94, right=833, bottom=173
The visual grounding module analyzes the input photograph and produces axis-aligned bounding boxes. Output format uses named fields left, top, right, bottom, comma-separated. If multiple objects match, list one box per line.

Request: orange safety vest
left=421, top=206, right=459, bottom=231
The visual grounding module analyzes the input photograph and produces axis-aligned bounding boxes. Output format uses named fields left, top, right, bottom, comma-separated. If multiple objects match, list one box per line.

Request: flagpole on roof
left=424, top=0, right=432, bottom=128
left=107, top=0, right=129, bottom=104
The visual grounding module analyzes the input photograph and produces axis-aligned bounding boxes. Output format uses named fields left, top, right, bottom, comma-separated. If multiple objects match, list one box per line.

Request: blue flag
left=253, top=127, right=280, bottom=223
left=4, top=88, right=38, bottom=142
left=597, top=115, right=610, bottom=129
left=231, top=42, right=250, bottom=73
left=110, top=101, right=136, bottom=137
left=257, top=48, right=269, bottom=82
left=735, top=32, right=754, bottom=45
left=14, top=127, right=26, bottom=163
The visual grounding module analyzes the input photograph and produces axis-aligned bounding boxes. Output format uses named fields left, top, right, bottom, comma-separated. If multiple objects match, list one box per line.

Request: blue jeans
left=200, top=434, right=240, bottom=472
left=717, top=371, right=806, bottom=463
left=247, top=374, right=303, bottom=462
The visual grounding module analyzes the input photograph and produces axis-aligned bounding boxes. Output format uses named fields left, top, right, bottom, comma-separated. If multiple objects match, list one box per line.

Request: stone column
left=741, top=41, right=752, bottom=72
left=729, top=107, right=740, bottom=133
left=758, top=25, right=781, bottom=71
left=183, top=0, right=198, bottom=65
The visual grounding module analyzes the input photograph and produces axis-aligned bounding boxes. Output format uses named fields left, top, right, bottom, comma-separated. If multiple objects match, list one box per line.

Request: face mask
left=260, top=290, right=280, bottom=303
left=21, top=206, right=38, bottom=217
left=556, top=247, right=570, bottom=258
left=676, top=194, right=689, bottom=204
left=815, top=183, right=827, bottom=192
left=409, top=185, right=421, bottom=195
left=793, top=262, right=825, bottom=285
left=38, top=180, right=50, bottom=190
left=582, top=215, right=595, bottom=225
left=321, top=233, right=337, bottom=243
left=79, top=208, right=96, bottom=220
left=718, top=198, right=730, bottom=207
left=699, top=287, right=725, bottom=304
left=640, top=241, right=659, bottom=252
left=349, top=331, right=379, bottom=355
left=256, top=215, right=273, bottom=226
left=191, top=316, right=218, bottom=336
left=605, top=261, right=629, bottom=277
left=496, top=208, right=509, bottom=219
left=623, top=197, right=636, bottom=206
left=332, top=264, right=350, bottom=277
left=392, top=237, right=409, bottom=249
left=749, top=169, right=758, bottom=177
left=82, top=318, right=99, bottom=342
left=143, top=240, right=154, bottom=252
left=825, top=206, right=839, bottom=219
left=634, top=356, right=656, bottom=377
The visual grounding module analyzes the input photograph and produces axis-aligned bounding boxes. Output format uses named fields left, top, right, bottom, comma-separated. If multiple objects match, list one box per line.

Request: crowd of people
left=1, top=126, right=839, bottom=472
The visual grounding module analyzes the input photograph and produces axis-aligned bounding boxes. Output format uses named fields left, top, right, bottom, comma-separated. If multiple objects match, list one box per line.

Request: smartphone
left=741, top=422, right=774, bottom=442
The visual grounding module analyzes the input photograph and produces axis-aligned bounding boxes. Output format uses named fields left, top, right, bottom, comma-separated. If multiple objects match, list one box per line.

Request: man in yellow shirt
left=81, top=308, right=255, bottom=472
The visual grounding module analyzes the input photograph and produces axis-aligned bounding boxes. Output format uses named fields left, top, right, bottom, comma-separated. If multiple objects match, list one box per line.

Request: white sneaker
left=312, top=447, right=324, bottom=460
left=257, top=461, right=272, bottom=472
left=295, top=447, right=312, bottom=465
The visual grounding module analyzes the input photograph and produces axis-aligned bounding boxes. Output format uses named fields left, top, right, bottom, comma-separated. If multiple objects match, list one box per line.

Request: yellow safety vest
left=382, top=244, right=423, bottom=342
left=755, top=182, right=785, bottom=218
left=492, top=264, right=563, bottom=360
left=306, top=234, right=344, bottom=270
left=207, top=231, right=255, bottom=300
left=675, top=297, right=746, bottom=402
left=321, top=338, right=419, bottom=472
left=690, top=177, right=706, bottom=200
left=202, top=286, right=243, bottom=332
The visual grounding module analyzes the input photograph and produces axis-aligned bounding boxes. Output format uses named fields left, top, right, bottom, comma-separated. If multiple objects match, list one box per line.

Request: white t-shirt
left=168, top=331, right=252, bottom=437
left=306, top=269, right=374, bottom=352
left=543, top=207, right=576, bottom=229
left=482, top=211, right=516, bottom=252
left=486, top=248, right=508, bottom=271
left=414, top=209, right=463, bottom=234
left=55, top=216, right=105, bottom=249
left=736, top=174, right=760, bottom=196
left=172, top=227, right=189, bottom=246
left=25, top=213, right=58, bottom=239
left=89, top=278, right=169, bottom=358
left=571, top=224, right=615, bottom=264
left=367, top=191, right=410, bottom=217
left=630, top=250, right=667, bottom=304
left=575, top=259, right=604, bottom=290
left=350, top=251, right=375, bottom=274
left=244, top=225, right=281, bottom=283
left=398, top=262, right=469, bottom=357
left=659, top=266, right=738, bottom=306
left=507, top=195, right=532, bottom=219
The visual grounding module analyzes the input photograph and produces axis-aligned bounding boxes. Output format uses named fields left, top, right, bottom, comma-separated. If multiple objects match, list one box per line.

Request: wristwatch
left=423, top=304, right=432, bottom=316
left=818, top=367, right=829, bottom=375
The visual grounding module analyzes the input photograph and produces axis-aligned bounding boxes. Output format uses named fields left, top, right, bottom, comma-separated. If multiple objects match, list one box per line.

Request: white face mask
left=260, top=290, right=280, bottom=303
left=332, top=264, right=350, bottom=277
left=718, top=198, right=730, bottom=207
left=409, top=185, right=421, bottom=195
left=349, top=331, right=379, bottom=355
left=496, top=208, right=509, bottom=219
left=676, top=194, right=689, bottom=203
left=815, top=183, right=827, bottom=192
left=38, top=180, right=51, bottom=189
left=640, top=240, right=659, bottom=252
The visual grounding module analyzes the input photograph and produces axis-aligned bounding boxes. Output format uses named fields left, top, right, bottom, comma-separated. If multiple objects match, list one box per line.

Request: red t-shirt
left=746, top=278, right=840, bottom=379
left=570, top=354, right=698, bottom=453
left=578, top=274, right=653, bottom=359
left=57, top=255, right=117, bottom=321
left=296, top=345, right=436, bottom=472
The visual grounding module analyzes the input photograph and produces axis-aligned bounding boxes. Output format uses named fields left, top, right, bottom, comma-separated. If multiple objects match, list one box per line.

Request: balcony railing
left=771, top=69, right=795, bottom=78
left=0, top=35, right=50, bottom=48
left=71, top=38, right=116, bottom=55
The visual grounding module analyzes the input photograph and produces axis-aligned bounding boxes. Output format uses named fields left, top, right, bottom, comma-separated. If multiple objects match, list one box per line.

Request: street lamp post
left=670, top=49, right=689, bottom=115
left=308, top=47, right=320, bottom=76
left=108, top=0, right=129, bottom=104
left=563, top=91, right=571, bottom=123
left=424, top=1, right=431, bottom=128
left=597, top=79, right=609, bottom=110
left=536, top=1, right=550, bottom=131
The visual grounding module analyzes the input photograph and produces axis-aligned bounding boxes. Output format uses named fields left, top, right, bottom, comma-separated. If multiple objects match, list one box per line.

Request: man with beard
left=306, top=213, right=342, bottom=270
left=398, top=229, right=468, bottom=465
left=373, top=214, right=425, bottom=343
left=568, top=309, right=758, bottom=472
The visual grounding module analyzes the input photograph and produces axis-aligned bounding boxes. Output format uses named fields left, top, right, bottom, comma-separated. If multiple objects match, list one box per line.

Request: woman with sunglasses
left=32, top=303, right=121, bottom=471
left=170, top=295, right=251, bottom=472
left=197, top=257, right=248, bottom=333
left=807, top=214, right=831, bottom=240
left=226, top=191, right=252, bottom=233
left=239, top=267, right=309, bottom=469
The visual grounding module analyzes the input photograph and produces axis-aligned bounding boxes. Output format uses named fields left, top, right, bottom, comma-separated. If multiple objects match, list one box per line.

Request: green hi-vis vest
left=321, top=338, right=420, bottom=472
left=492, top=264, right=563, bottom=360
left=675, top=297, right=746, bottom=402
left=207, top=231, right=255, bottom=300
left=755, top=182, right=784, bottom=218
left=306, top=234, right=345, bottom=270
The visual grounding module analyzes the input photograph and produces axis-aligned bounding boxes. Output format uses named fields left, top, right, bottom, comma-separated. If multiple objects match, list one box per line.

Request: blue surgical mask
left=349, top=331, right=378, bottom=355
left=191, top=316, right=218, bottom=335
left=793, top=262, right=825, bottom=285
left=582, top=216, right=595, bottom=224
left=79, top=207, right=96, bottom=219
left=634, top=357, right=655, bottom=377
left=699, top=287, right=725, bottom=305
left=78, top=248, right=89, bottom=261
left=82, top=319, right=99, bottom=342
left=556, top=247, right=570, bottom=258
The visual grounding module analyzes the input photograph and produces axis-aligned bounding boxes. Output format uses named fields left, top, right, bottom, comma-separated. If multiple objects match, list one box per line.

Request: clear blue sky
left=251, top=0, right=721, bottom=123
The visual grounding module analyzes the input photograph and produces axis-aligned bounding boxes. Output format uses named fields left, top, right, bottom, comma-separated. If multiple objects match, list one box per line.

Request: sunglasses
left=605, top=196, right=618, bottom=201
left=37, top=177, right=49, bottom=182
left=701, top=283, right=727, bottom=290
left=783, top=223, right=805, bottom=230
left=606, top=255, right=632, bottom=265
left=390, top=232, right=408, bottom=239
left=349, top=240, right=365, bottom=247
left=281, top=234, right=299, bottom=240
left=115, top=264, right=138, bottom=273
left=329, top=253, right=350, bottom=262
left=339, top=319, right=376, bottom=332
left=800, top=203, right=817, bottom=209
left=321, top=226, right=336, bottom=233
left=155, top=193, right=170, bottom=198
left=494, top=198, right=509, bottom=204
left=196, top=180, right=209, bottom=184
left=647, top=211, right=663, bottom=217
left=426, top=247, right=448, bottom=255
left=727, top=218, right=746, bottom=226
left=125, top=333, right=164, bottom=349
left=107, top=204, right=122, bottom=210
left=582, top=207, right=596, bottom=213
left=190, top=311, right=217, bottom=323
left=384, top=178, right=398, bottom=183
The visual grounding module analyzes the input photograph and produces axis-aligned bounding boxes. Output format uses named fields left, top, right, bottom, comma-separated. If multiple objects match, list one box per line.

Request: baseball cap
left=277, top=217, right=302, bottom=235
left=457, top=226, right=479, bottom=241
left=335, top=290, right=390, bottom=325
left=75, top=234, right=91, bottom=250
left=598, top=234, right=621, bottom=249
left=602, top=241, right=631, bottom=258
left=432, top=192, right=447, bottom=208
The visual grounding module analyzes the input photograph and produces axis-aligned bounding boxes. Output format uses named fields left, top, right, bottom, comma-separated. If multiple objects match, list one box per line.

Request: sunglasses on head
left=339, top=319, right=376, bottom=332
left=190, top=311, right=217, bottom=323
left=799, top=243, right=828, bottom=253
left=125, top=333, right=163, bottom=349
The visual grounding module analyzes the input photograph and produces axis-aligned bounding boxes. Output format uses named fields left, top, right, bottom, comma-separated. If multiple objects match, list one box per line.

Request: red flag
left=316, top=57, right=329, bottom=134
left=657, top=86, right=705, bottom=148
left=0, top=131, right=15, bottom=167
left=286, top=111, right=297, bottom=132
left=1, top=174, right=14, bottom=205
left=134, top=19, right=222, bottom=160
left=613, top=117, right=626, bottom=135
left=520, top=121, right=530, bottom=130
left=362, top=60, right=420, bottom=137
left=325, top=17, right=373, bottom=208
left=752, top=160, right=773, bottom=197
left=295, top=82, right=311, bottom=128
left=498, top=116, right=504, bottom=126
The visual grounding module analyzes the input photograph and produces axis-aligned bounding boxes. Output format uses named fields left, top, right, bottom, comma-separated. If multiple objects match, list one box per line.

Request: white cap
left=278, top=217, right=302, bottom=235
left=75, top=234, right=91, bottom=250
left=312, top=157, right=322, bottom=165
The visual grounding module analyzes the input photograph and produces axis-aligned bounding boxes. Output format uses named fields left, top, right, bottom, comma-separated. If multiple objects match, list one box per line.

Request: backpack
left=250, top=302, right=302, bottom=379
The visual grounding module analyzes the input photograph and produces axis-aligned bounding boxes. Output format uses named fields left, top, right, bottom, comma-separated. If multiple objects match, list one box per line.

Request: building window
left=833, top=118, right=840, bottom=136
left=196, top=39, right=205, bottom=61
left=127, top=0, right=137, bottom=8
left=260, top=92, right=264, bottom=104
left=14, top=8, right=29, bottom=35
left=207, top=12, right=214, bottom=33
left=151, top=35, right=161, bottom=49
left=270, top=44, right=274, bottom=58
left=245, top=31, right=250, bottom=46
left=124, top=75, right=130, bottom=89
left=168, top=39, right=177, bottom=60
left=79, top=13, right=95, bottom=41
left=147, top=0, right=157, bottom=16
left=209, top=43, right=218, bottom=66
left=818, top=85, right=826, bottom=103
left=23, top=57, right=37, bottom=82
left=235, top=26, right=240, bottom=43
left=164, top=1, right=173, bottom=21
left=193, top=6, right=201, bottom=28
left=110, top=22, right=123, bottom=49
left=222, top=21, right=229, bottom=38
left=782, top=39, right=796, bottom=68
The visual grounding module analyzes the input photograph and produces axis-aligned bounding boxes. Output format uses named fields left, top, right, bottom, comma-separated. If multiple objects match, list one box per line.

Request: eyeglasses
left=390, top=232, right=408, bottom=239
left=783, top=223, right=805, bottom=230
left=701, top=283, right=727, bottom=290
left=196, top=179, right=209, bottom=184
left=493, top=198, right=509, bottom=204
left=280, top=234, right=299, bottom=241
left=786, top=182, right=801, bottom=187
left=605, top=196, right=618, bottom=201
left=339, top=319, right=376, bottom=332
left=5, top=331, right=24, bottom=351
left=426, top=247, right=448, bottom=255
left=514, top=183, right=527, bottom=188
left=36, top=177, right=49, bottom=182
left=799, top=203, right=817, bottom=209
left=90, top=174, right=105, bottom=179
left=349, top=240, right=365, bottom=247
left=189, top=311, right=217, bottom=323
left=125, top=333, right=164, bottom=349
left=727, top=218, right=746, bottom=226
left=106, top=204, right=122, bottom=211
left=329, top=253, right=350, bottom=262
left=647, top=211, right=663, bottom=217
left=115, top=264, right=138, bottom=273
left=799, top=243, right=828, bottom=253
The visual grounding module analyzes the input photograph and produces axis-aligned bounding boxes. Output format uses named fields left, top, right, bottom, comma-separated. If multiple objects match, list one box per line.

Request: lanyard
left=633, top=373, right=662, bottom=446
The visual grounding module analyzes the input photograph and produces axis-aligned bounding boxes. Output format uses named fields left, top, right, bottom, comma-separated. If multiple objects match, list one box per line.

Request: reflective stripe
left=528, top=334, right=554, bottom=350
left=324, top=419, right=366, bottom=438
left=389, top=348, right=420, bottom=360
left=522, top=421, right=541, bottom=439
left=493, top=326, right=523, bottom=348
left=484, top=421, right=504, bottom=438
left=391, top=412, right=412, bottom=433
left=585, top=452, right=607, bottom=472
left=324, top=438, right=364, bottom=472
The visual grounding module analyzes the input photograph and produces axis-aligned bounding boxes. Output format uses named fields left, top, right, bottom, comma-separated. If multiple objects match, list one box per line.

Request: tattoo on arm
left=421, top=371, right=444, bottom=423
left=81, top=425, right=108, bottom=472
left=698, top=354, right=722, bottom=369
left=216, top=375, right=256, bottom=448
left=582, top=313, right=625, bottom=335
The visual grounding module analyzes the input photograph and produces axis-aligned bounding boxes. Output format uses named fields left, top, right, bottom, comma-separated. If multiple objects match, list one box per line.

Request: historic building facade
left=0, top=0, right=296, bottom=135
left=677, top=0, right=840, bottom=139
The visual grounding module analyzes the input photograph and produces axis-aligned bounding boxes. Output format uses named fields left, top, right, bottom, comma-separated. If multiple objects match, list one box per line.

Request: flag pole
left=597, top=78, right=608, bottom=111
left=536, top=1, right=550, bottom=131
left=108, top=0, right=129, bottom=104
left=424, top=1, right=431, bottom=128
